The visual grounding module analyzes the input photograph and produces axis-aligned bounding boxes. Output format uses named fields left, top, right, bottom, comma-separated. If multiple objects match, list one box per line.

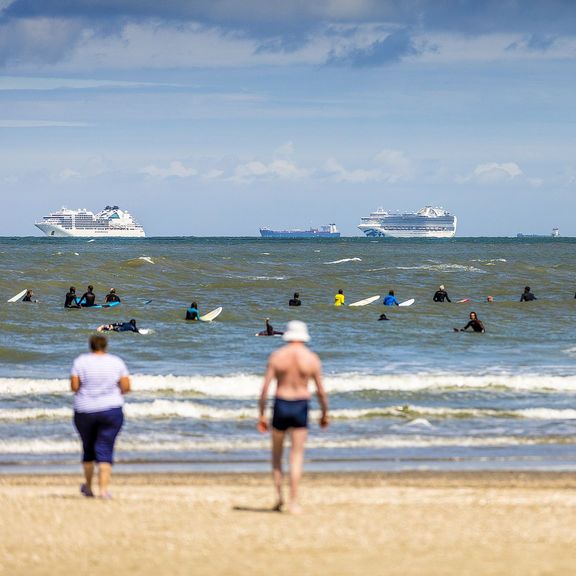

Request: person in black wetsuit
left=80, top=285, right=96, bottom=307
left=378, top=313, right=389, bottom=321
left=104, top=288, right=121, bottom=304
left=456, top=311, right=485, bottom=333
left=257, top=318, right=284, bottom=336
left=289, top=292, right=302, bottom=307
left=433, top=285, right=451, bottom=302
left=186, top=302, right=200, bottom=321
left=22, top=289, right=34, bottom=302
left=64, top=286, right=80, bottom=308
left=98, top=319, right=139, bottom=333
left=520, top=286, right=537, bottom=302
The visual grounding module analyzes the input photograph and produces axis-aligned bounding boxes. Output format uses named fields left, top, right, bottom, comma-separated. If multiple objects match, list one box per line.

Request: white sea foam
left=2, top=402, right=576, bottom=423
left=0, top=434, right=571, bottom=455
left=3, top=373, right=576, bottom=397
left=324, top=258, right=362, bottom=264
left=395, top=264, right=486, bottom=273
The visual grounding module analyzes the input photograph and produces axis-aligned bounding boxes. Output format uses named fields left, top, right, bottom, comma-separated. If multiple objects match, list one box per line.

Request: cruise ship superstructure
left=35, top=206, right=145, bottom=238
left=358, top=206, right=457, bottom=238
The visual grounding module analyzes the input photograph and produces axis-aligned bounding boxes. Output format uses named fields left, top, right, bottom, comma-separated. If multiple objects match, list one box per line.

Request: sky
left=1, top=0, right=575, bottom=237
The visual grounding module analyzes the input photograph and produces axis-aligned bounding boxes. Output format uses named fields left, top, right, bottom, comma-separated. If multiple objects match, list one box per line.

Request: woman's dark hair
left=389, top=290, right=395, bottom=295
left=89, top=334, right=108, bottom=352
left=191, top=301, right=198, bottom=308
left=88, top=285, right=94, bottom=291
left=294, top=292, right=299, bottom=298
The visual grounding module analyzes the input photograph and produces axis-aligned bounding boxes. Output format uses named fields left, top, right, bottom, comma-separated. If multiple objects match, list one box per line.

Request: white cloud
left=141, top=160, right=197, bottom=179
left=232, top=159, right=307, bottom=182
left=54, top=168, right=81, bottom=182
left=323, top=149, right=414, bottom=183
left=457, top=162, right=543, bottom=187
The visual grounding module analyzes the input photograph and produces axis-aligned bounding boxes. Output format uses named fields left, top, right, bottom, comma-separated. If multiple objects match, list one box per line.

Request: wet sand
left=1, top=471, right=575, bottom=576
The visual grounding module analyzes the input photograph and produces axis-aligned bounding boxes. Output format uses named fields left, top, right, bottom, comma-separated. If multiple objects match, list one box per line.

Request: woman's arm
left=119, top=376, right=131, bottom=394
left=70, top=375, right=81, bottom=392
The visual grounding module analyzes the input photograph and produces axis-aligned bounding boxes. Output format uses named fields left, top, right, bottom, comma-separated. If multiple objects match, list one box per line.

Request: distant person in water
left=257, top=318, right=284, bottom=337
left=289, top=292, right=302, bottom=307
left=433, top=285, right=451, bottom=303
left=65, top=286, right=80, bottom=308
left=383, top=290, right=399, bottom=306
left=520, top=286, right=537, bottom=302
left=334, top=289, right=345, bottom=307
left=104, top=288, right=121, bottom=304
left=258, top=320, right=329, bottom=514
left=486, top=295, right=494, bottom=303
left=22, top=289, right=34, bottom=302
left=80, top=285, right=96, bottom=307
left=97, top=319, right=139, bottom=333
left=378, top=313, right=389, bottom=321
left=186, top=302, right=200, bottom=321
left=455, top=311, right=485, bottom=333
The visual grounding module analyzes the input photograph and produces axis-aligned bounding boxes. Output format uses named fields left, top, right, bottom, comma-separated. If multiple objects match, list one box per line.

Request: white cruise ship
left=358, top=206, right=457, bottom=238
left=35, top=206, right=145, bottom=238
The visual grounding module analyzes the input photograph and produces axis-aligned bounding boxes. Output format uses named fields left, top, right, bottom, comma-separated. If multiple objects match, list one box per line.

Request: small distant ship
left=259, top=224, right=340, bottom=238
left=517, top=228, right=560, bottom=238
left=358, top=206, right=457, bottom=238
left=35, top=206, right=145, bottom=238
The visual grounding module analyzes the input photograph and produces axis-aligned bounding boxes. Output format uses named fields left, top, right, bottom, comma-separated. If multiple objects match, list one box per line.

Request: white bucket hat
left=282, top=320, right=310, bottom=342
left=439, top=285, right=445, bottom=290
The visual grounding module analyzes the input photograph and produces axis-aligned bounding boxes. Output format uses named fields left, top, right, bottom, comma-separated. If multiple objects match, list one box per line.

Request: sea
left=1, top=236, right=576, bottom=474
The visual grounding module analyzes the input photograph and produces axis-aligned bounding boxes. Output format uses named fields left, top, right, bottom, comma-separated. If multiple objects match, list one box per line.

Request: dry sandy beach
left=1, top=471, right=575, bottom=576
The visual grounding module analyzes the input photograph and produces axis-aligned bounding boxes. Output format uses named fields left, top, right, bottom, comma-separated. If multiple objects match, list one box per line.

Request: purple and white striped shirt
left=71, top=353, right=129, bottom=413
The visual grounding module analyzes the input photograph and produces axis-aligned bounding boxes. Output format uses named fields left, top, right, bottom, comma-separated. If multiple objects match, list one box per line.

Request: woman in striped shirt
left=71, top=334, right=131, bottom=499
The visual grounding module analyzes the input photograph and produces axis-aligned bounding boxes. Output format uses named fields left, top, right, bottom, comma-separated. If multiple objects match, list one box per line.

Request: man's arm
left=312, top=358, right=329, bottom=428
left=257, top=357, right=275, bottom=432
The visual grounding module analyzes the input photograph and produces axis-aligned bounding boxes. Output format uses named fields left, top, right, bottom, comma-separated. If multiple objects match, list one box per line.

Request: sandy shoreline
left=1, top=471, right=576, bottom=575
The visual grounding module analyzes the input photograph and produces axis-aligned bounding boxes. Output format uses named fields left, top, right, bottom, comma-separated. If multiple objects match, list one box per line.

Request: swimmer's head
left=487, top=295, right=494, bottom=303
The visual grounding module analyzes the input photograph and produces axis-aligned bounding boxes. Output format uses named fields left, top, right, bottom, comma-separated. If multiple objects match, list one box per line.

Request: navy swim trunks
left=272, top=398, right=309, bottom=431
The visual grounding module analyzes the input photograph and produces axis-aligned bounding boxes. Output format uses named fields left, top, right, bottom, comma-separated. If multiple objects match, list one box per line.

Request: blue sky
left=1, top=0, right=575, bottom=236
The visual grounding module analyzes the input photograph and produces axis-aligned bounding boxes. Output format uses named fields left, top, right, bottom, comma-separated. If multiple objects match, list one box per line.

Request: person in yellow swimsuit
left=334, top=289, right=345, bottom=306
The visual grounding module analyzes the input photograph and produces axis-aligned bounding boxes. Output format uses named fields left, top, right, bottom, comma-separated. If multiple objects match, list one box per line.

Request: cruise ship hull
left=357, top=226, right=455, bottom=239
left=260, top=230, right=340, bottom=238
left=35, top=223, right=146, bottom=238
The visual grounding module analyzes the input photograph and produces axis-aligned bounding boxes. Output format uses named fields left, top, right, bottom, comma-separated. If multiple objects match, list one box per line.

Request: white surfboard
left=200, top=307, right=222, bottom=322
left=7, top=289, right=28, bottom=303
left=399, top=298, right=415, bottom=307
left=349, top=295, right=380, bottom=307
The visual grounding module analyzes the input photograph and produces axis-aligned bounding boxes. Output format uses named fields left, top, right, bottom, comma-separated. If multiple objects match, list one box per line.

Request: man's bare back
left=266, top=344, right=321, bottom=400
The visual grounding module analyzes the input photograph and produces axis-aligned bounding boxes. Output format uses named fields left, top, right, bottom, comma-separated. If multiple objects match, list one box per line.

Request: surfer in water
left=64, top=286, right=80, bottom=308
left=185, top=302, right=200, bottom=321
left=334, top=289, right=345, bottom=306
left=97, top=319, right=139, bottom=333
left=80, top=285, right=96, bottom=307
left=258, top=320, right=329, bottom=514
left=455, top=311, right=485, bottom=333
left=433, top=285, right=451, bottom=302
left=257, top=318, right=284, bottom=337
left=104, top=288, right=121, bottom=304
left=289, top=292, right=302, bottom=307
left=383, top=290, right=399, bottom=306
left=520, top=286, right=537, bottom=302
left=378, top=313, right=389, bottom=321
left=22, top=289, right=35, bottom=302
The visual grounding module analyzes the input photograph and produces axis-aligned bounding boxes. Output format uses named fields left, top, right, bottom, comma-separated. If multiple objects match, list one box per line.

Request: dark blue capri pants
left=74, top=407, right=124, bottom=464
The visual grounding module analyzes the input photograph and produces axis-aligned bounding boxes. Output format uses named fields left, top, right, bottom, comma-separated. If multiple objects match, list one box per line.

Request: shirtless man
left=258, top=320, right=329, bottom=514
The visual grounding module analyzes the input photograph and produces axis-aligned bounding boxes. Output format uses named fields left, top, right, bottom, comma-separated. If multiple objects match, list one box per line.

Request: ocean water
left=1, top=236, right=576, bottom=473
